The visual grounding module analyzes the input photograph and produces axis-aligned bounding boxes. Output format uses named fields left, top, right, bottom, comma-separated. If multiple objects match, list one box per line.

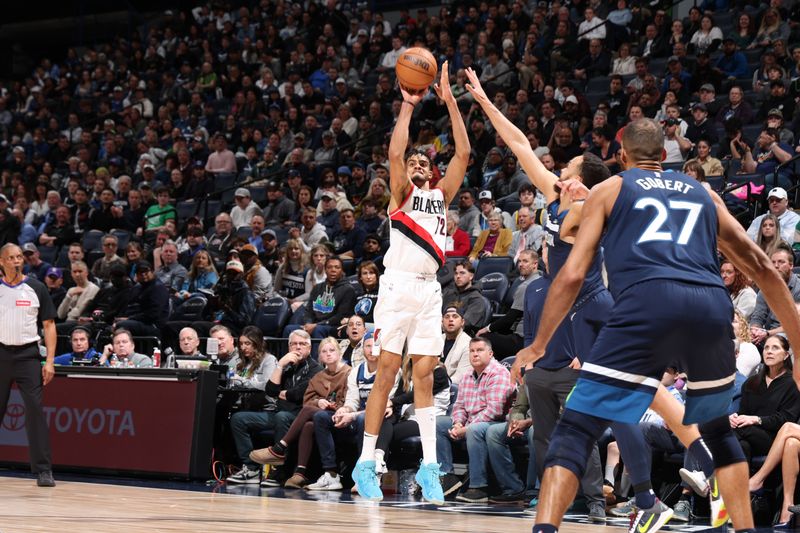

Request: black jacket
left=123, top=278, right=170, bottom=329
left=305, top=278, right=356, bottom=327
left=216, top=277, right=256, bottom=334
left=264, top=357, right=323, bottom=414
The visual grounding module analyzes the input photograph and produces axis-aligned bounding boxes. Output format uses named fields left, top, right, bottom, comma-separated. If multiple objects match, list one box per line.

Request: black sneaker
left=456, top=487, right=489, bottom=503
left=440, top=473, right=463, bottom=497
left=260, top=466, right=283, bottom=487
left=37, top=471, right=55, bottom=487
left=489, top=490, right=527, bottom=503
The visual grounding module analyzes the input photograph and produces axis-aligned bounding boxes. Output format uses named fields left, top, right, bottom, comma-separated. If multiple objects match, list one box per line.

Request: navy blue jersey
left=602, top=168, right=724, bottom=299
left=545, top=199, right=605, bottom=300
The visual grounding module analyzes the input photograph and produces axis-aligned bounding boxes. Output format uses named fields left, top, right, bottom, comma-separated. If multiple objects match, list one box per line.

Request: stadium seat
left=474, top=256, right=513, bottom=279
left=177, top=200, right=198, bottom=220
left=706, top=175, right=725, bottom=192
left=251, top=186, right=267, bottom=205
left=345, top=274, right=363, bottom=296
left=111, top=229, right=131, bottom=251
left=341, top=258, right=356, bottom=276
left=586, top=76, right=610, bottom=93
left=38, top=244, right=58, bottom=265
left=476, top=294, right=493, bottom=329
left=55, top=246, right=70, bottom=268
left=253, top=296, right=291, bottom=337
left=213, top=173, right=236, bottom=192
left=661, top=162, right=684, bottom=172
left=82, top=229, right=104, bottom=252
left=170, top=295, right=208, bottom=321
left=477, top=273, right=509, bottom=313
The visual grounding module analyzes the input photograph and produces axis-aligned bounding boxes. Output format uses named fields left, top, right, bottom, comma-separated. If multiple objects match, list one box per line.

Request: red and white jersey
left=384, top=184, right=447, bottom=275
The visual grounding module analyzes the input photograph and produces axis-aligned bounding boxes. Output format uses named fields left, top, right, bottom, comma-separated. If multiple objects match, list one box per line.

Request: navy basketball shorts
left=566, top=279, right=735, bottom=425
left=570, top=287, right=614, bottom=362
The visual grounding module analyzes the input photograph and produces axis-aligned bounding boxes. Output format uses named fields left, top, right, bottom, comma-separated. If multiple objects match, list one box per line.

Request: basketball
left=395, top=47, right=438, bottom=91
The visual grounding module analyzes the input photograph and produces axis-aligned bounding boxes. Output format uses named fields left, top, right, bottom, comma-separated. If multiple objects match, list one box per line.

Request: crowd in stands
left=7, top=0, right=800, bottom=525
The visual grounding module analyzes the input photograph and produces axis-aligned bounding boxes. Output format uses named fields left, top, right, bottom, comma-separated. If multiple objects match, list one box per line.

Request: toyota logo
left=2, top=403, right=25, bottom=431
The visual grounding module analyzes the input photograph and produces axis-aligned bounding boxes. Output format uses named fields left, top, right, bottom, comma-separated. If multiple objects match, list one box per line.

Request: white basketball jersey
left=383, top=185, right=447, bottom=275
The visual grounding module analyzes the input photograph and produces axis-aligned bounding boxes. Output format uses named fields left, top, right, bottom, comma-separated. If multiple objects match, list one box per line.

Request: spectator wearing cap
left=205, top=135, right=237, bottom=175
left=206, top=260, right=256, bottom=336
left=262, top=181, right=295, bottom=227
left=91, top=234, right=125, bottom=282
left=478, top=250, right=541, bottom=358
left=207, top=213, right=235, bottom=263
left=115, top=260, right=170, bottom=337
left=697, top=83, right=721, bottom=117
left=441, top=305, right=473, bottom=384
left=290, top=206, right=329, bottom=253
left=138, top=162, right=163, bottom=190
left=283, top=170, right=304, bottom=202
left=21, top=243, right=51, bottom=281
left=662, top=117, right=692, bottom=164
left=56, top=261, right=99, bottom=331
left=184, top=161, right=214, bottom=199
left=178, top=226, right=208, bottom=269
left=41, top=267, right=67, bottom=309
left=71, top=187, right=92, bottom=236
left=661, top=56, right=693, bottom=95
left=259, top=229, right=281, bottom=276
left=54, top=326, right=99, bottom=365
left=87, top=187, right=121, bottom=234
left=344, top=164, right=368, bottom=206
left=313, top=131, right=341, bottom=169
left=230, top=188, right=263, bottom=229
left=685, top=103, right=718, bottom=146
left=747, top=187, right=800, bottom=245
left=765, top=109, right=794, bottom=146
left=283, top=256, right=355, bottom=340
left=716, top=86, right=754, bottom=125
left=39, top=205, right=76, bottom=249
left=741, top=128, right=794, bottom=190
left=317, top=190, right=341, bottom=237
left=355, top=198, right=383, bottom=235
left=239, top=244, right=274, bottom=303
left=476, top=190, right=514, bottom=235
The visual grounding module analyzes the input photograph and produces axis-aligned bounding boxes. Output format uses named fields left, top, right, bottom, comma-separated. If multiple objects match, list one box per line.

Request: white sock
left=360, top=432, right=378, bottom=462
left=416, top=406, right=437, bottom=465
left=604, top=462, right=616, bottom=485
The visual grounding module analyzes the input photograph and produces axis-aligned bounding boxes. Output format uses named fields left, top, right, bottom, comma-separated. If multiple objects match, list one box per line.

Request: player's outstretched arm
left=434, top=61, right=470, bottom=205
left=464, top=67, right=559, bottom=204
left=714, top=191, right=800, bottom=386
left=388, top=87, right=426, bottom=205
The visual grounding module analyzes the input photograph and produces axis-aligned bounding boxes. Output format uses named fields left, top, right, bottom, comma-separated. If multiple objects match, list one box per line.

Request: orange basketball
left=395, top=47, right=438, bottom=91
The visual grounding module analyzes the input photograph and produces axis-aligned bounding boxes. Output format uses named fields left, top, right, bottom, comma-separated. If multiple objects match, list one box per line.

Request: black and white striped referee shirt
left=0, top=277, right=57, bottom=346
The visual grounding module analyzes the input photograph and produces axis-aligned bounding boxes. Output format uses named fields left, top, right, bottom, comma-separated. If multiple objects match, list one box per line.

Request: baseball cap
left=109, top=156, right=123, bottom=166
left=287, top=169, right=301, bottom=178
left=768, top=108, right=784, bottom=118
left=364, top=233, right=381, bottom=244
left=337, top=165, right=352, bottom=176
left=142, top=163, right=155, bottom=171
left=262, top=229, right=277, bottom=240
left=478, top=190, right=493, bottom=201
left=768, top=187, right=788, bottom=200
left=225, top=260, right=244, bottom=273
left=700, top=83, right=715, bottom=92
left=22, top=243, right=38, bottom=254
left=113, top=85, right=123, bottom=92
left=443, top=304, right=464, bottom=317
left=138, top=182, right=152, bottom=190
left=234, top=187, right=251, bottom=198
left=266, top=181, right=280, bottom=190
left=193, top=160, right=205, bottom=168
left=321, top=191, right=336, bottom=200
left=357, top=28, right=368, bottom=36
left=136, top=260, right=153, bottom=272
left=667, top=55, right=680, bottom=63
left=692, top=103, right=707, bottom=112
left=565, top=95, right=578, bottom=104
left=46, top=267, right=62, bottom=279
left=335, top=77, right=346, bottom=84
left=12, top=146, right=24, bottom=153
left=294, top=132, right=306, bottom=140
left=240, top=244, right=258, bottom=255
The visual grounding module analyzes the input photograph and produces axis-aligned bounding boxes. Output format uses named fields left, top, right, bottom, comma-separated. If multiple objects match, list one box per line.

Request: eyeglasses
left=103, top=242, right=116, bottom=247
left=768, top=197, right=785, bottom=203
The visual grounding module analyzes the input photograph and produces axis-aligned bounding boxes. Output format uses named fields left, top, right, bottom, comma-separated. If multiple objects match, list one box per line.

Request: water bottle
left=110, top=354, right=119, bottom=367
left=152, top=347, right=161, bottom=368
left=122, top=357, right=129, bottom=368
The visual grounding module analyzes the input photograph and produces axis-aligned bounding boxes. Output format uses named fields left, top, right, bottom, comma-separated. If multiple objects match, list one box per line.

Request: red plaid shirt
left=452, top=358, right=514, bottom=426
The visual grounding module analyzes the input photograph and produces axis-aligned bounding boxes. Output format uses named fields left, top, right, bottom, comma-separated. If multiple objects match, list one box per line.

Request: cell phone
left=207, top=337, right=219, bottom=357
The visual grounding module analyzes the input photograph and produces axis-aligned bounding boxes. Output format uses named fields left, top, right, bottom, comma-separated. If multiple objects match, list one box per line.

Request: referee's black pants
left=0, top=343, right=52, bottom=473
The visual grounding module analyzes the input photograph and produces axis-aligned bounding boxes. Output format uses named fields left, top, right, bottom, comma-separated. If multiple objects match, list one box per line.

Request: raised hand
left=433, top=60, right=454, bottom=103
left=399, top=85, right=428, bottom=106
left=464, top=67, right=490, bottom=104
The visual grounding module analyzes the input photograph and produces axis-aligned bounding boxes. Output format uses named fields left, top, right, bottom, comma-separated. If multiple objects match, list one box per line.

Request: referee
left=0, top=243, right=57, bottom=486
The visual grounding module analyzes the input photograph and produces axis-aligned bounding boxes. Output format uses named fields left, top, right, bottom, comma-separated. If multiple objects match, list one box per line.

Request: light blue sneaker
left=415, top=462, right=445, bottom=505
left=352, top=460, right=383, bottom=501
